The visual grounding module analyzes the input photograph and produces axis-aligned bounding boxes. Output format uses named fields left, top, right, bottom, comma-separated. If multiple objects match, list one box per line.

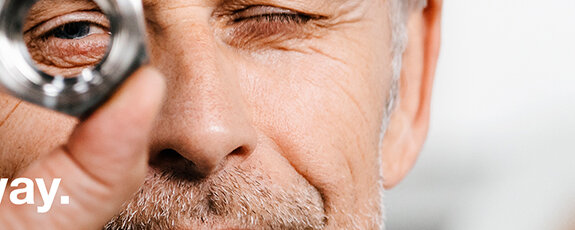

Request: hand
left=0, top=67, right=165, bottom=229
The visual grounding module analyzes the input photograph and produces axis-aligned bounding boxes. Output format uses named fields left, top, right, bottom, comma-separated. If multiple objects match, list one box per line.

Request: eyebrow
left=24, top=0, right=100, bottom=32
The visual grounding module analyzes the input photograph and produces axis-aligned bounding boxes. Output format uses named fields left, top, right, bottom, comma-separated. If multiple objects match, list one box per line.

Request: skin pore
left=0, top=0, right=441, bottom=229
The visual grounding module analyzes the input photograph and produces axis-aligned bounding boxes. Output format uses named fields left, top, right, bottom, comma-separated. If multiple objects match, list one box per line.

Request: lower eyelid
left=223, top=20, right=311, bottom=49
left=28, top=33, right=109, bottom=68
left=53, top=35, right=108, bottom=56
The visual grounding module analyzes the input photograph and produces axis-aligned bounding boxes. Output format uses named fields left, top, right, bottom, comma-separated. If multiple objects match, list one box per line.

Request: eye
left=24, top=11, right=110, bottom=77
left=220, top=5, right=325, bottom=49
left=49, top=21, right=107, bottom=40
left=231, top=6, right=315, bottom=24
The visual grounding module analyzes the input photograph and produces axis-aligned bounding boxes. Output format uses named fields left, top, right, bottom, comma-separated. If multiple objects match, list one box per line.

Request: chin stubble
left=104, top=166, right=327, bottom=230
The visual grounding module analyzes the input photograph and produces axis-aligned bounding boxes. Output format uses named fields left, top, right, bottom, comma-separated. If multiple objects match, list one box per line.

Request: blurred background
left=385, top=0, right=575, bottom=229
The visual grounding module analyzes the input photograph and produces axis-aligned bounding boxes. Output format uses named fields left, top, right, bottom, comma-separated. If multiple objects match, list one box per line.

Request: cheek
left=0, top=95, right=76, bottom=178
left=238, top=46, right=389, bottom=213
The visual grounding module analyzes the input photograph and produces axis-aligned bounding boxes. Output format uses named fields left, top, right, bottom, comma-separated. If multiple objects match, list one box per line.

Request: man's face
left=1, top=0, right=400, bottom=228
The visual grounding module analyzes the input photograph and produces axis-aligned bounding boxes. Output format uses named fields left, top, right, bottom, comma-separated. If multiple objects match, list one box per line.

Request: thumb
left=1, top=67, right=165, bottom=229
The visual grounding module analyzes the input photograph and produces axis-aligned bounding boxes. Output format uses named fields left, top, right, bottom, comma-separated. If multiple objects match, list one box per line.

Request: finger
left=1, top=67, right=165, bottom=229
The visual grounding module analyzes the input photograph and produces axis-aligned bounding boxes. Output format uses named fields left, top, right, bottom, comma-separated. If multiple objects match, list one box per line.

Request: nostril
left=149, top=149, right=204, bottom=180
left=150, top=149, right=182, bottom=163
left=229, top=146, right=244, bottom=156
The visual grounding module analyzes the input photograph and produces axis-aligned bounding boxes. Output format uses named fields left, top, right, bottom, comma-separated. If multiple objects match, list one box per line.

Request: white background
left=386, top=0, right=575, bottom=229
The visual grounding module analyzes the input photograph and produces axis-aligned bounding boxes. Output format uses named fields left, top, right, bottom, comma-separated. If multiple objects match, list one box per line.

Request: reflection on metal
left=0, top=0, right=147, bottom=117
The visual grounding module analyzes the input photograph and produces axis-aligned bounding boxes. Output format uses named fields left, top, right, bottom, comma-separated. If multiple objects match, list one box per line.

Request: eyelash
left=217, top=6, right=326, bottom=48
left=41, top=21, right=98, bottom=39
left=233, top=13, right=314, bottom=24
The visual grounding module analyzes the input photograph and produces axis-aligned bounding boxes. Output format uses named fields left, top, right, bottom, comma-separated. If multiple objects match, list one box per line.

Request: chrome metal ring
left=0, top=0, right=147, bottom=117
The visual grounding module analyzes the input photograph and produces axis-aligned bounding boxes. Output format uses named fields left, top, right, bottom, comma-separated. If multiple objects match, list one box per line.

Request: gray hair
left=377, top=0, right=428, bottom=229
left=380, top=0, right=428, bottom=151
left=386, top=0, right=429, bottom=125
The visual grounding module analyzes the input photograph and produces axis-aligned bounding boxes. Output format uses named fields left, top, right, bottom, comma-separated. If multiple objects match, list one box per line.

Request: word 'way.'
left=0, top=178, right=69, bottom=213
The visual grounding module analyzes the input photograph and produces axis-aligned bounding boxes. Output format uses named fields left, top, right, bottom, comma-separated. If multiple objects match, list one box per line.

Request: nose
left=148, top=19, right=257, bottom=176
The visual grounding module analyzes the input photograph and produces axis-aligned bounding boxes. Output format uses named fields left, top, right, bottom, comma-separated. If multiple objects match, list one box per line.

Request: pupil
left=54, top=22, right=91, bottom=40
